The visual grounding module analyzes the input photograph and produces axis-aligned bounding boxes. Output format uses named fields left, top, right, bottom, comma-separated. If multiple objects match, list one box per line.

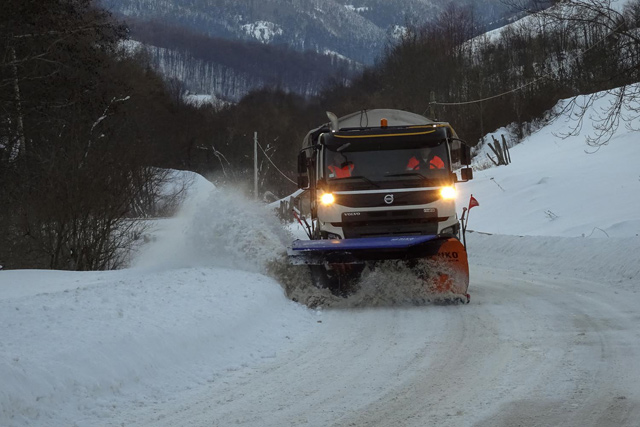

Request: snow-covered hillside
left=461, top=90, right=640, bottom=238
left=1, top=89, right=639, bottom=426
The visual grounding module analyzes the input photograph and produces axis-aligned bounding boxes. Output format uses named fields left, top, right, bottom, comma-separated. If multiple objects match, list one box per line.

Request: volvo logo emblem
left=383, top=194, right=394, bottom=205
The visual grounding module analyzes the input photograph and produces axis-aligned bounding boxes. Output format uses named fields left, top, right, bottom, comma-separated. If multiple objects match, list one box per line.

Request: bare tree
left=0, top=0, right=177, bottom=270
left=507, top=0, right=640, bottom=146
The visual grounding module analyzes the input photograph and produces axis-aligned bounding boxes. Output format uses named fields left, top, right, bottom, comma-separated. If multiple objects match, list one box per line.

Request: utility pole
left=10, top=46, right=25, bottom=161
left=254, top=132, right=258, bottom=200
left=429, top=91, right=436, bottom=120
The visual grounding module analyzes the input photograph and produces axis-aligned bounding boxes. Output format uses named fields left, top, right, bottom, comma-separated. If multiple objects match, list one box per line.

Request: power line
left=429, top=74, right=553, bottom=108
left=426, top=21, right=625, bottom=109
left=255, top=137, right=297, bottom=185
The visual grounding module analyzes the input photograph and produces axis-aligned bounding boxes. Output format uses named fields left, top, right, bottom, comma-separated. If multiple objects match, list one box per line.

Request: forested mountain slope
left=103, top=0, right=528, bottom=64
left=101, top=0, right=536, bottom=99
left=126, top=20, right=359, bottom=102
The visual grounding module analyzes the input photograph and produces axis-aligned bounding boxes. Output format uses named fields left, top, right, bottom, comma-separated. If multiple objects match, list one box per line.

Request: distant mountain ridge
left=123, top=19, right=359, bottom=102
left=101, top=0, right=531, bottom=101
left=103, top=0, right=522, bottom=64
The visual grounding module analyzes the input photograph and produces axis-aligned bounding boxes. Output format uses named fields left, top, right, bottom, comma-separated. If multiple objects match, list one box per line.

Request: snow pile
left=0, top=178, right=316, bottom=426
left=132, top=170, right=214, bottom=269
left=468, top=232, right=640, bottom=291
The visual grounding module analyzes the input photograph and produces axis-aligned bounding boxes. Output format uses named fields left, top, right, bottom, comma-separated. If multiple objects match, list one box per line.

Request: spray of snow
left=134, top=177, right=292, bottom=275
left=185, top=189, right=293, bottom=273
left=273, top=259, right=465, bottom=309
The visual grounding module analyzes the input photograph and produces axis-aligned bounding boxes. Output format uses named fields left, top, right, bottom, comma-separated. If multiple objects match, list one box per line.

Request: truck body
left=288, top=109, right=474, bottom=300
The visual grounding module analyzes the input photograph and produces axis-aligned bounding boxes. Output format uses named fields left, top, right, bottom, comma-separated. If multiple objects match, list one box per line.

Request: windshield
left=323, top=139, right=451, bottom=190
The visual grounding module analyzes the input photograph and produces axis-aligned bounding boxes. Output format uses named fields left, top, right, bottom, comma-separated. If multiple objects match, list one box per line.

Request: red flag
left=468, top=194, right=479, bottom=210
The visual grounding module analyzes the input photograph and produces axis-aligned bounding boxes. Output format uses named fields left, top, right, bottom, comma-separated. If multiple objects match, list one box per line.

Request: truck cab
left=297, top=109, right=473, bottom=241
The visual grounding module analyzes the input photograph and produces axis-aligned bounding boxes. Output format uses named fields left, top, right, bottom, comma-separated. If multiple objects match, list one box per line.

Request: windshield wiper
left=384, top=172, right=442, bottom=187
left=384, top=172, right=429, bottom=180
left=334, top=175, right=380, bottom=188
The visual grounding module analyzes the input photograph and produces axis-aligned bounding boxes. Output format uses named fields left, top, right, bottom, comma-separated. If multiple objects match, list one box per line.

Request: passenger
left=406, top=149, right=444, bottom=170
left=429, top=155, right=445, bottom=169
left=328, top=162, right=354, bottom=178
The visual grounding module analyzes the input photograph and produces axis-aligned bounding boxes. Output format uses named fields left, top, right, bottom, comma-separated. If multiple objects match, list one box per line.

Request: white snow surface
left=240, top=21, right=283, bottom=43
left=344, top=5, right=369, bottom=13
left=2, top=89, right=640, bottom=426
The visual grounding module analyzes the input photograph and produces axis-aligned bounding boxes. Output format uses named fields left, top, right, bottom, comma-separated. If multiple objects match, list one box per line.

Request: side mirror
left=460, top=167, right=473, bottom=181
left=297, top=151, right=307, bottom=174
left=297, top=151, right=309, bottom=189
left=461, top=145, right=472, bottom=166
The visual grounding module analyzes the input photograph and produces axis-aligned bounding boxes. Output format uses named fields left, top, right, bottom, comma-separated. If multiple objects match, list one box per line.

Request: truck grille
left=333, top=190, right=441, bottom=208
left=335, top=209, right=443, bottom=238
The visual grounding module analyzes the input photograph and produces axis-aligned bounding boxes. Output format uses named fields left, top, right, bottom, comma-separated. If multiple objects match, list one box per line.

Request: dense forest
left=0, top=0, right=201, bottom=269
left=2, top=0, right=639, bottom=270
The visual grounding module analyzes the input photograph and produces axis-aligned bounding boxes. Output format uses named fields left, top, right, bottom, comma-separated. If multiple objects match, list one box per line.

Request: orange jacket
left=430, top=156, right=445, bottom=169
left=328, top=163, right=354, bottom=178
left=406, top=155, right=444, bottom=170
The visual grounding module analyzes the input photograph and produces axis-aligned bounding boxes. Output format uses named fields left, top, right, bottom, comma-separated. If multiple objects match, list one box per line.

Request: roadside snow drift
left=0, top=267, right=315, bottom=426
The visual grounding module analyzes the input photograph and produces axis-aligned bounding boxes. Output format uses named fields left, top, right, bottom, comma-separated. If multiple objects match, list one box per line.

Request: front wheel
left=308, top=264, right=364, bottom=297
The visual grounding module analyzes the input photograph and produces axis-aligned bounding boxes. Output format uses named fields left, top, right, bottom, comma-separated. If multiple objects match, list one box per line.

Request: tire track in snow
left=105, top=236, right=640, bottom=427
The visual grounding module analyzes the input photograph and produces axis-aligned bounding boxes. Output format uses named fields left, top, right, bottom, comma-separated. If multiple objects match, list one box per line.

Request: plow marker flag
left=461, top=194, right=479, bottom=248
left=468, top=194, right=479, bottom=210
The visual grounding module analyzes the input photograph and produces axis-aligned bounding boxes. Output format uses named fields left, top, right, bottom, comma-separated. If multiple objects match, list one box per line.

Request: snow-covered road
left=99, top=234, right=640, bottom=427
left=3, top=229, right=640, bottom=426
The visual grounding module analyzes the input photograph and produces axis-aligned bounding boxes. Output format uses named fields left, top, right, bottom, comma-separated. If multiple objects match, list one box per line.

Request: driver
left=327, top=151, right=354, bottom=178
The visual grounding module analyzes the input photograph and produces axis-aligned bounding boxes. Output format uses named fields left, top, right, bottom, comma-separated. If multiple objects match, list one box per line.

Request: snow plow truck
left=287, top=109, right=474, bottom=302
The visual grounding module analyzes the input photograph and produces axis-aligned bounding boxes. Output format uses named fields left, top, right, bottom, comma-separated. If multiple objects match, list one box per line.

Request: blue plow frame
left=287, top=235, right=445, bottom=265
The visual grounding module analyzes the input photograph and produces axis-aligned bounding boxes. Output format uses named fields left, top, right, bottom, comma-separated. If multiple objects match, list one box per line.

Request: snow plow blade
left=287, top=235, right=469, bottom=299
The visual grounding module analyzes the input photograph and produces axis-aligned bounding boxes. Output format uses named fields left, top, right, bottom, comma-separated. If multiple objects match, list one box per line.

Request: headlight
left=440, top=186, right=456, bottom=200
left=320, top=193, right=335, bottom=205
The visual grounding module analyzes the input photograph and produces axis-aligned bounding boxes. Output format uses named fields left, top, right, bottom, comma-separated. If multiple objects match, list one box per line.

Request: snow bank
left=467, top=232, right=640, bottom=292
left=0, top=267, right=315, bottom=426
